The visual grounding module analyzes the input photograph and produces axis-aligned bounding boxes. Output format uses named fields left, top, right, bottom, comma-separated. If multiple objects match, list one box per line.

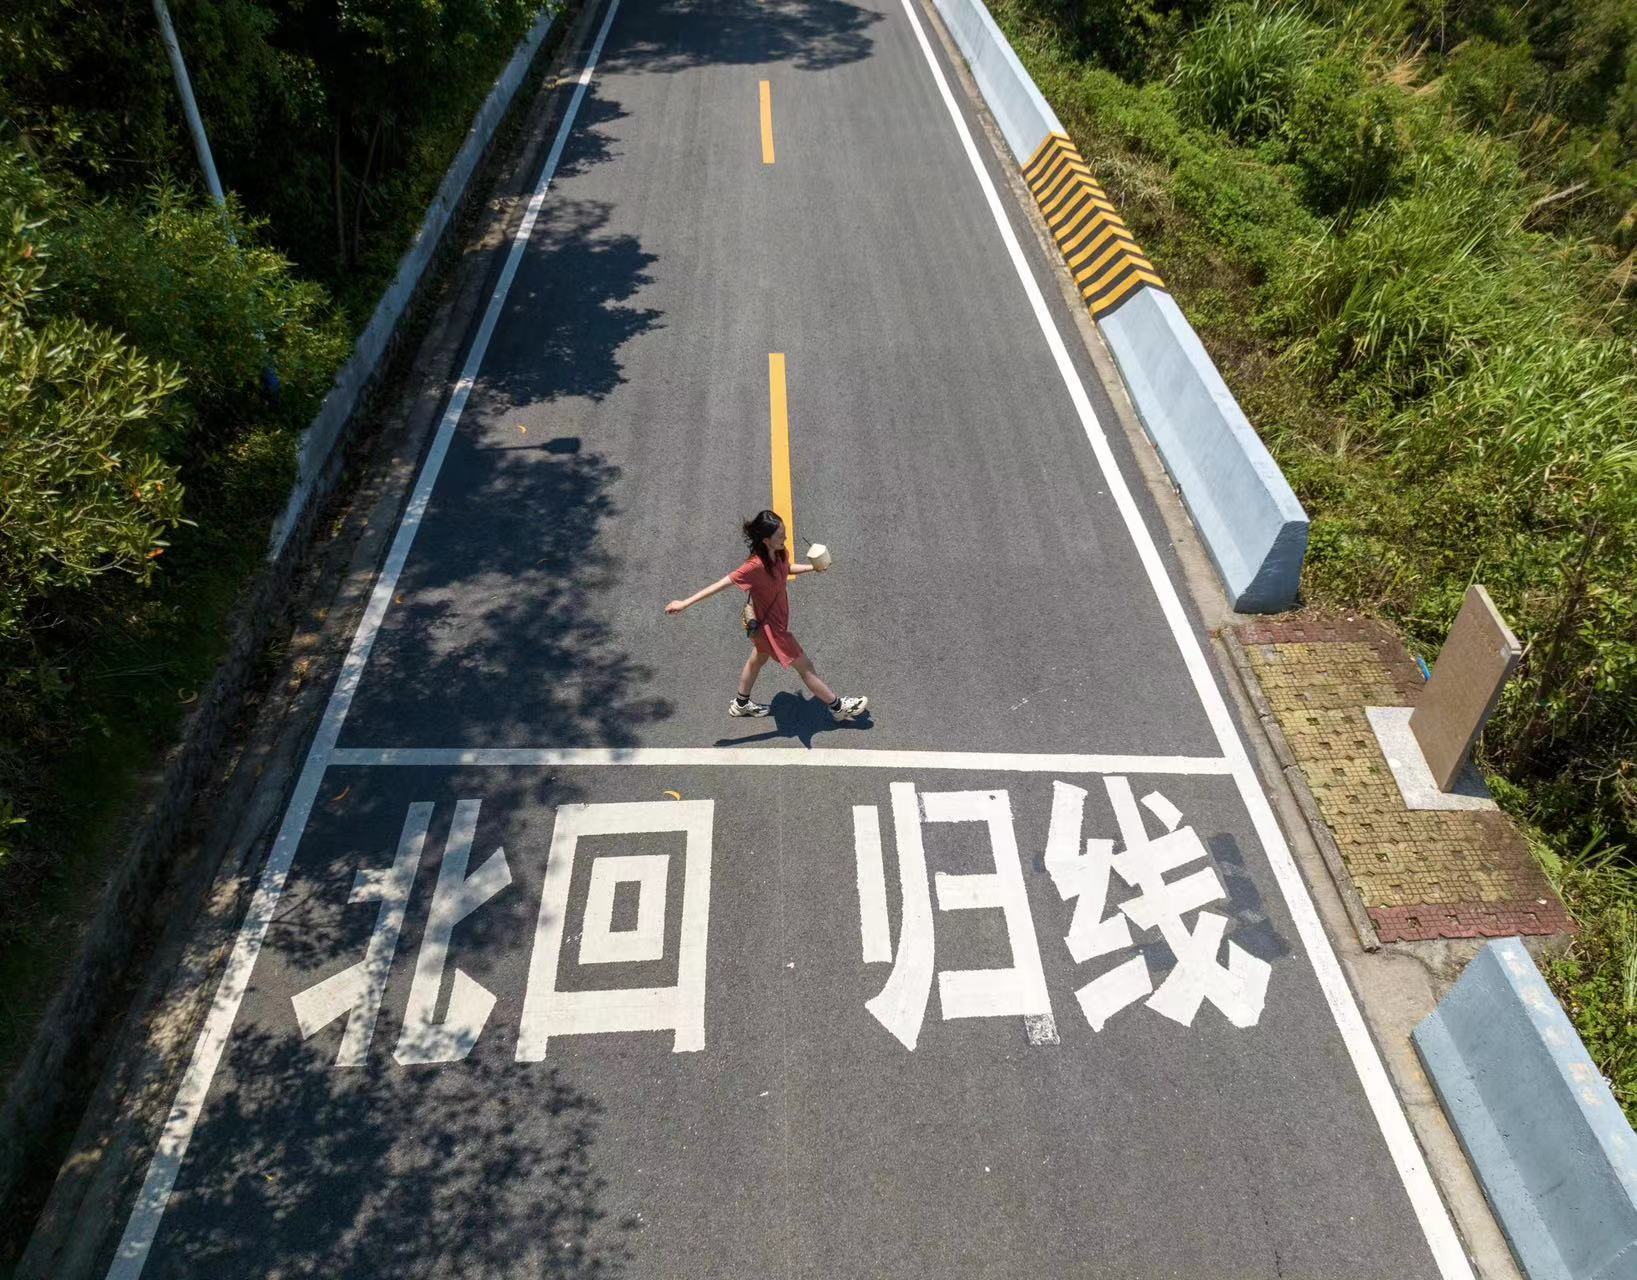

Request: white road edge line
left=102, top=2, right=625, bottom=1273
left=328, top=746, right=1233, bottom=773
left=895, top=2, right=1475, bottom=1276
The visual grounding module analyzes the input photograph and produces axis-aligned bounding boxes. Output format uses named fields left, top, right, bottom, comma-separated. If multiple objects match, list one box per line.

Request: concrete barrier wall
left=1098, top=290, right=1308, bottom=612
left=927, top=0, right=1307, bottom=612
left=267, top=8, right=557, bottom=562
left=1414, top=938, right=1637, bottom=1280
left=1024, top=132, right=1164, bottom=319
left=929, top=0, right=1060, bottom=162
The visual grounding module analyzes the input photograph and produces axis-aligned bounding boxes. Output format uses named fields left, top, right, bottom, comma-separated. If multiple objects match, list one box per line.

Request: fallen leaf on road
left=662, top=789, right=682, bottom=800
left=332, top=786, right=351, bottom=803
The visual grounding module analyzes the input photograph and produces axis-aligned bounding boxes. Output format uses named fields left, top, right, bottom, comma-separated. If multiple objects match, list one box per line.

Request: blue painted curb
left=1414, top=938, right=1637, bottom=1280
left=1099, top=290, right=1307, bottom=612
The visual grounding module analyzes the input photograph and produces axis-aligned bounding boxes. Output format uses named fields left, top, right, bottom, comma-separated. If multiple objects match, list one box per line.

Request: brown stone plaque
left=1409, top=586, right=1521, bottom=791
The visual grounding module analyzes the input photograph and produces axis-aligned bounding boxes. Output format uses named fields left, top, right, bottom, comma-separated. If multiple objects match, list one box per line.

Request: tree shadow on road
left=552, top=93, right=627, bottom=184
left=481, top=195, right=662, bottom=409
left=346, top=439, right=673, bottom=748
left=137, top=1028, right=634, bottom=1278
left=600, top=0, right=883, bottom=75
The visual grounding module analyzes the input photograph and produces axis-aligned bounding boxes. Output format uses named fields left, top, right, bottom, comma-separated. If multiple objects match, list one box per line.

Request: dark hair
left=743, top=509, right=783, bottom=574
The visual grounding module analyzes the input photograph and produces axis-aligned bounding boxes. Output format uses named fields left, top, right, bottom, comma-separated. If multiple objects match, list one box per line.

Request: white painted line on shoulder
left=327, top=746, right=1234, bottom=773
left=897, top=2, right=1474, bottom=1275
left=103, top=2, right=626, bottom=1273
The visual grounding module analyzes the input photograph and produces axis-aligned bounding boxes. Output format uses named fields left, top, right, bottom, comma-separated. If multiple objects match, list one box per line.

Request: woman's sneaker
left=830, top=695, right=869, bottom=721
left=729, top=697, right=770, bottom=718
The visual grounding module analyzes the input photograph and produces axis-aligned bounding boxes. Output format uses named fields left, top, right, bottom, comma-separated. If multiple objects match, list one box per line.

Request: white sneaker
left=831, top=695, right=868, bottom=720
left=729, top=698, right=770, bottom=718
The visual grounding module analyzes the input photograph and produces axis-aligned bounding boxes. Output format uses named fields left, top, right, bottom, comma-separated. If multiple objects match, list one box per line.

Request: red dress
left=729, top=551, right=805, bottom=667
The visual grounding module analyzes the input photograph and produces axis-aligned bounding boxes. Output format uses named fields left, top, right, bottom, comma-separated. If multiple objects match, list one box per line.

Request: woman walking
left=665, top=510, right=868, bottom=721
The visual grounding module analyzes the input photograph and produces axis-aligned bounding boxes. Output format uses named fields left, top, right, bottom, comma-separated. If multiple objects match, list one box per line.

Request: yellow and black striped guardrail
left=1024, top=132, right=1163, bottom=319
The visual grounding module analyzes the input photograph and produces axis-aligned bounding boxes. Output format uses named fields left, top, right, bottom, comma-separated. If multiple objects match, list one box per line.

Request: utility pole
left=152, top=0, right=280, bottom=397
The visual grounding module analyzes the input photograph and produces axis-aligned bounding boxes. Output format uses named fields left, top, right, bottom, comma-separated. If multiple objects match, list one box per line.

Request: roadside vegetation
left=0, top=0, right=545, bottom=1085
left=987, top=0, right=1636, bottom=1116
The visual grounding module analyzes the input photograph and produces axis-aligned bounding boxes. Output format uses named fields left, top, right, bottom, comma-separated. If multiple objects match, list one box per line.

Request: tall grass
left=1542, top=837, right=1637, bottom=1115
left=1275, top=147, right=1530, bottom=395
left=1171, top=2, right=1320, bottom=139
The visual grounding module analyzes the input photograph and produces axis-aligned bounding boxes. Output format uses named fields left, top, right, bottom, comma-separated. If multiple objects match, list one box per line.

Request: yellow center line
left=768, top=353, right=795, bottom=549
left=759, top=80, right=775, bottom=165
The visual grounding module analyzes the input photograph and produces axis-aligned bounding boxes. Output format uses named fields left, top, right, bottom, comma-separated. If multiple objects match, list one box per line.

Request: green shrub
left=40, top=185, right=349, bottom=463
left=1172, top=2, right=1321, bottom=140
left=0, top=199, right=186, bottom=644
left=1441, top=37, right=1548, bottom=131
left=1023, top=0, right=1211, bottom=77
left=1023, top=54, right=1321, bottom=277
left=1168, top=134, right=1323, bottom=273
left=1283, top=56, right=1405, bottom=215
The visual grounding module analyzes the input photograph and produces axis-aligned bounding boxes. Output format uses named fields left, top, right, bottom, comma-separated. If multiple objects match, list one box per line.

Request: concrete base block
left=1365, top=706, right=1497, bottom=811
left=1414, top=939, right=1637, bottom=1280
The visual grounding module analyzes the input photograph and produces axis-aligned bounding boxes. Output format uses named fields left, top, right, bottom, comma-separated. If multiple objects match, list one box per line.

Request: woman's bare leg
left=738, top=649, right=769, bottom=698
left=791, top=655, right=837, bottom=705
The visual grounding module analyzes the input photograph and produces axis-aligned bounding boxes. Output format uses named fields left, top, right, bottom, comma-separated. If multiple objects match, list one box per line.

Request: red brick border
left=1370, top=900, right=1575, bottom=943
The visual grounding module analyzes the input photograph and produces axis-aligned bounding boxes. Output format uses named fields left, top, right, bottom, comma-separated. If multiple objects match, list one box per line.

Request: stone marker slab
left=1411, top=586, right=1520, bottom=792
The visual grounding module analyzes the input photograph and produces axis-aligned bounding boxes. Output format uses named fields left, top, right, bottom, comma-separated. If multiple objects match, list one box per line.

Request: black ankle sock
left=735, top=694, right=751, bottom=705
left=829, top=696, right=842, bottom=710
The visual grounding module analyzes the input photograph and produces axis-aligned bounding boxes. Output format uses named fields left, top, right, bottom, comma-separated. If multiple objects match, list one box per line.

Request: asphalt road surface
left=100, top=0, right=1474, bottom=1276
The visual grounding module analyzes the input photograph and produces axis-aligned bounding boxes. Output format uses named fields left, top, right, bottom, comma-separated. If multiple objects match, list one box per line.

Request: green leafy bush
left=0, top=0, right=542, bottom=309
left=1023, top=0, right=1209, bottom=77
left=41, top=185, right=349, bottom=463
left=1172, top=2, right=1319, bottom=140
left=0, top=0, right=548, bottom=1096
left=0, top=197, right=186, bottom=644
left=1283, top=56, right=1405, bottom=215
left=1442, top=37, right=1547, bottom=131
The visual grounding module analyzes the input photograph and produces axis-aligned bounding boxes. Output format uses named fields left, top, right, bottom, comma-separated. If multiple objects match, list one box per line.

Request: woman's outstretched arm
left=665, top=575, right=735, bottom=615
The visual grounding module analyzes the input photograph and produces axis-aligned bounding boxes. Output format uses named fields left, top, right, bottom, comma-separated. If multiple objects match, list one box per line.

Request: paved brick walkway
left=1236, top=618, right=1573, bottom=943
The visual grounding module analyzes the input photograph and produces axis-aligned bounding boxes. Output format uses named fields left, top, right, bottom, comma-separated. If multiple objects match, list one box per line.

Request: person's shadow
left=713, top=690, right=874, bottom=749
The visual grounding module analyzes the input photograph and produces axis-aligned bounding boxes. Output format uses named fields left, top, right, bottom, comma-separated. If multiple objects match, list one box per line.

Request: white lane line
left=897, top=3, right=1475, bottom=1276
left=102, top=3, right=625, bottom=1274
left=327, top=746, right=1233, bottom=773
